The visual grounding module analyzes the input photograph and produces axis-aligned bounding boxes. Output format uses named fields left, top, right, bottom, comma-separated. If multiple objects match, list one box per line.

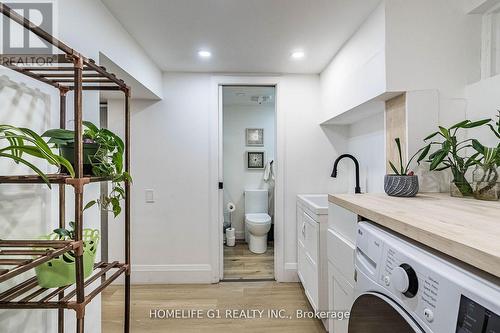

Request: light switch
left=145, top=189, right=155, bottom=203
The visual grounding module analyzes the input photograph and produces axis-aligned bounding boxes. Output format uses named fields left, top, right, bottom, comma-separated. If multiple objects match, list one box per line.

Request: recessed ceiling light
left=198, top=50, right=211, bottom=58
left=291, top=51, right=305, bottom=59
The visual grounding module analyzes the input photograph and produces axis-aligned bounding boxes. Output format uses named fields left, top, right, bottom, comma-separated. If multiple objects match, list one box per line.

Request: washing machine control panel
left=356, top=222, right=500, bottom=333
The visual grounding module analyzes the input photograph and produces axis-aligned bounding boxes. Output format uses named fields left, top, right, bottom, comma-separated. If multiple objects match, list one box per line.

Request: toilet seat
left=245, top=213, right=271, bottom=224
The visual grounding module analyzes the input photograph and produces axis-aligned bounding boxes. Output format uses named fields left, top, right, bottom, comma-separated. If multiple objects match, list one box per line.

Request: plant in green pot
left=385, top=138, right=428, bottom=197
left=35, top=221, right=100, bottom=288
left=421, top=118, right=491, bottom=197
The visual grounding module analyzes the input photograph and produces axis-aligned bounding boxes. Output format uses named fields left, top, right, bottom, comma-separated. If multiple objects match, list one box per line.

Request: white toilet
left=244, top=189, right=272, bottom=254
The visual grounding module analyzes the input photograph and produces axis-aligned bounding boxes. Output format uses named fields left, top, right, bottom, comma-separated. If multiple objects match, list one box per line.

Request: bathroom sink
left=297, top=194, right=328, bottom=215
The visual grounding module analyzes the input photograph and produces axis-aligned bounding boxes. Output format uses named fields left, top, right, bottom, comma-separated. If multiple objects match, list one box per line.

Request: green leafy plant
left=388, top=138, right=429, bottom=175
left=421, top=118, right=492, bottom=196
left=470, top=114, right=500, bottom=198
left=488, top=110, right=500, bottom=139
left=43, top=121, right=131, bottom=221
left=0, top=124, right=74, bottom=187
left=53, top=200, right=96, bottom=239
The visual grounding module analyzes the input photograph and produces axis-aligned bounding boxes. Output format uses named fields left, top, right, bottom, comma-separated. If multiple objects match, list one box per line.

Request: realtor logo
left=1, top=1, right=56, bottom=65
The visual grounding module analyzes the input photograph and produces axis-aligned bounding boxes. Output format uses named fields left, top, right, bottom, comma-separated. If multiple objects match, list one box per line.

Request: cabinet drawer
left=328, top=203, right=357, bottom=243
left=327, top=228, right=355, bottom=285
left=302, top=211, right=319, bottom=264
left=298, top=243, right=318, bottom=310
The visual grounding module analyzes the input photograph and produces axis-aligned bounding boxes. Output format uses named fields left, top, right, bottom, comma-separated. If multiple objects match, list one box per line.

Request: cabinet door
left=328, top=262, right=354, bottom=333
left=298, top=242, right=318, bottom=310
left=303, top=211, right=319, bottom=265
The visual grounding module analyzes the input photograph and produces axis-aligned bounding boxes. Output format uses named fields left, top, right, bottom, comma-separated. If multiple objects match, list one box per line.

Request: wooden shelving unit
left=0, top=3, right=131, bottom=332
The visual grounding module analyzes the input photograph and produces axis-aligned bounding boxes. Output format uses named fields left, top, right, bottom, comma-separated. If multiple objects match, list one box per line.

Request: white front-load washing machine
left=348, top=221, right=500, bottom=333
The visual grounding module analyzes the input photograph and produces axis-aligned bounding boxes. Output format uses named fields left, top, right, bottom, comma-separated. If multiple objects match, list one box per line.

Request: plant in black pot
left=43, top=121, right=132, bottom=217
left=385, top=138, right=428, bottom=197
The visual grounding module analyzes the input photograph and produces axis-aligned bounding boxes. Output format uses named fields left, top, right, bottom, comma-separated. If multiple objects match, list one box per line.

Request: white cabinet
left=328, top=262, right=354, bottom=333
left=327, top=202, right=357, bottom=333
left=297, top=195, right=328, bottom=330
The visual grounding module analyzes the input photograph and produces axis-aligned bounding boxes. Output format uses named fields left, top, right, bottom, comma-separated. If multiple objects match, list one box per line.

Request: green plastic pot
left=35, top=229, right=100, bottom=288
left=60, top=142, right=99, bottom=175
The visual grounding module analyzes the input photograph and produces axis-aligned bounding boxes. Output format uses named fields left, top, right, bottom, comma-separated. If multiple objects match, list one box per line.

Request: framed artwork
left=246, top=128, right=264, bottom=146
left=247, top=151, right=265, bottom=169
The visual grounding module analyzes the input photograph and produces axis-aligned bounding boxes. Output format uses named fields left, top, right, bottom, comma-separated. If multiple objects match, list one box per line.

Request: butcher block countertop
left=328, top=192, right=500, bottom=278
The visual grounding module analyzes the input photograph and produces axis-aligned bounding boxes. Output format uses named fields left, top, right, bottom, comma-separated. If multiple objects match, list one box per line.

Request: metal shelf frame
left=0, top=3, right=131, bottom=332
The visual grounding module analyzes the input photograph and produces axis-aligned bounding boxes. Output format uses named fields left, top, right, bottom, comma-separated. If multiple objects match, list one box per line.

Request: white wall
left=223, top=103, right=275, bottom=239
left=107, top=73, right=334, bottom=283
left=108, top=74, right=214, bottom=284
left=321, top=108, right=386, bottom=195
left=58, top=0, right=162, bottom=98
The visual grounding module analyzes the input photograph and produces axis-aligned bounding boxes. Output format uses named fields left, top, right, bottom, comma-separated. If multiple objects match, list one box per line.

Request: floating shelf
left=0, top=240, right=80, bottom=283
left=0, top=174, right=112, bottom=185
left=0, top=261, right=127, bottom=309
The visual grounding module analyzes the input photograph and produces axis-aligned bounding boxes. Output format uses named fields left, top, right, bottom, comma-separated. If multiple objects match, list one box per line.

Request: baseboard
left=117, top=264, right=213, bottom=284
left=282, top=262, right=299, bottom=282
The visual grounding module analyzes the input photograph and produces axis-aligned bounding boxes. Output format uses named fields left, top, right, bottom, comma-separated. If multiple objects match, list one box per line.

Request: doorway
left=220, top=85, right=276, bottom=280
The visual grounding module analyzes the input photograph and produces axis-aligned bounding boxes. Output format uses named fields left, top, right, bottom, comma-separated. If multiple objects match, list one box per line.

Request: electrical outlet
left=145, top=189, right=154, bottom=203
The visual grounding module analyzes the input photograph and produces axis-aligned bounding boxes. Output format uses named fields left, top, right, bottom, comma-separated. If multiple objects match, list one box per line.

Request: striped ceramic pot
left=384, top=175, right=419, bottom=197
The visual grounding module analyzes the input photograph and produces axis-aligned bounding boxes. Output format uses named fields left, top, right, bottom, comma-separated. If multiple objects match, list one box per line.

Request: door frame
left=209, top=76, right=285, bottom=282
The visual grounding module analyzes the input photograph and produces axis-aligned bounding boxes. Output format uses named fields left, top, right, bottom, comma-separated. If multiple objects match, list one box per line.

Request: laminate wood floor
left=102, top=282, right=326, bottom=333
left=224, top=241, right=274, bottom=280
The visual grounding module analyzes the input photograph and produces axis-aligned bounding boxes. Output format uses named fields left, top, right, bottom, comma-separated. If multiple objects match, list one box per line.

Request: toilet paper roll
left=226, top=227, right=235, bottom=238
left=227, top=202, right=236, bottom=212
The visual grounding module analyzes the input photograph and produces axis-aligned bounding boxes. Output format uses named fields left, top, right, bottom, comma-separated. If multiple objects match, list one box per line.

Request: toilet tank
left=244, top=189, right=268, bottom=214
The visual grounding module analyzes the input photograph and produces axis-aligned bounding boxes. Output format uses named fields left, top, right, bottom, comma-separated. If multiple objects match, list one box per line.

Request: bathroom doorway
left=221, top=85, right=276, bottom=280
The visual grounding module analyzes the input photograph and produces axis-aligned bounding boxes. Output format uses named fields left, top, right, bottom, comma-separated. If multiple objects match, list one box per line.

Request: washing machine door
left=348, top=292, right=425, bottom=333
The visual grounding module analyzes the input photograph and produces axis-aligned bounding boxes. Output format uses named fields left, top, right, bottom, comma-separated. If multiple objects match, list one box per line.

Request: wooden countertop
left=328, top=192, right=500, bottom=278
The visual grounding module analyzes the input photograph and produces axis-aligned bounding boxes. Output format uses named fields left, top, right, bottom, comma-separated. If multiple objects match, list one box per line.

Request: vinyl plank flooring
left=102, top=282, right=326, bottom=333
left=224, top=241, right=274, bottom=280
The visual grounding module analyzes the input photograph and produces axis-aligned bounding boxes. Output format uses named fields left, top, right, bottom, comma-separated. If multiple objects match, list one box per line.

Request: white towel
left=263, top=161, right=275, bottom=182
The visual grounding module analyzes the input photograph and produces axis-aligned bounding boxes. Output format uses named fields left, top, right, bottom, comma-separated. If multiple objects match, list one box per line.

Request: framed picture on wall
left=246, top=128, right=264, bottom=146
left=247, top=151, right=265, bottom=169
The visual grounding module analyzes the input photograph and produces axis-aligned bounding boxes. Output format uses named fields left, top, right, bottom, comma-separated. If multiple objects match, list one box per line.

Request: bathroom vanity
left=296, top=194, right=329, bottom=329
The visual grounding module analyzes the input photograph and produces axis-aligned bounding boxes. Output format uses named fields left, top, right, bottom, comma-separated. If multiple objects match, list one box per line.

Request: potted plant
left=35, top=222, right=99, bottom=288
left=0, top=124, right=75, bottom=187
left=37, top=122, right=131, bottom=287
left=385, top=138, right=428, bottom=197
left=43, top=121, right=132, bottom=217
left=421, top=118, right=491, bottom=197
left=471, top=112, right=500, bottom=201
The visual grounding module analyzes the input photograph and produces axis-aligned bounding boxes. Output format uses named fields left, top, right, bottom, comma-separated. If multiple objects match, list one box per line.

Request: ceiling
left=223, top=86, right=275, bottom=107
left=102, top=0, right=381, bottom=74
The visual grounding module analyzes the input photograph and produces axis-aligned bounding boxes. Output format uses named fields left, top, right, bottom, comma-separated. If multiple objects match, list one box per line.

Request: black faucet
left=331, top=154, right=361, bottom=194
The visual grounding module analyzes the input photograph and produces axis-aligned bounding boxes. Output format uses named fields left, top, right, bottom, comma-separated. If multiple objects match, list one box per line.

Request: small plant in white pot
left=385, top=138, right=428, bottom=197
